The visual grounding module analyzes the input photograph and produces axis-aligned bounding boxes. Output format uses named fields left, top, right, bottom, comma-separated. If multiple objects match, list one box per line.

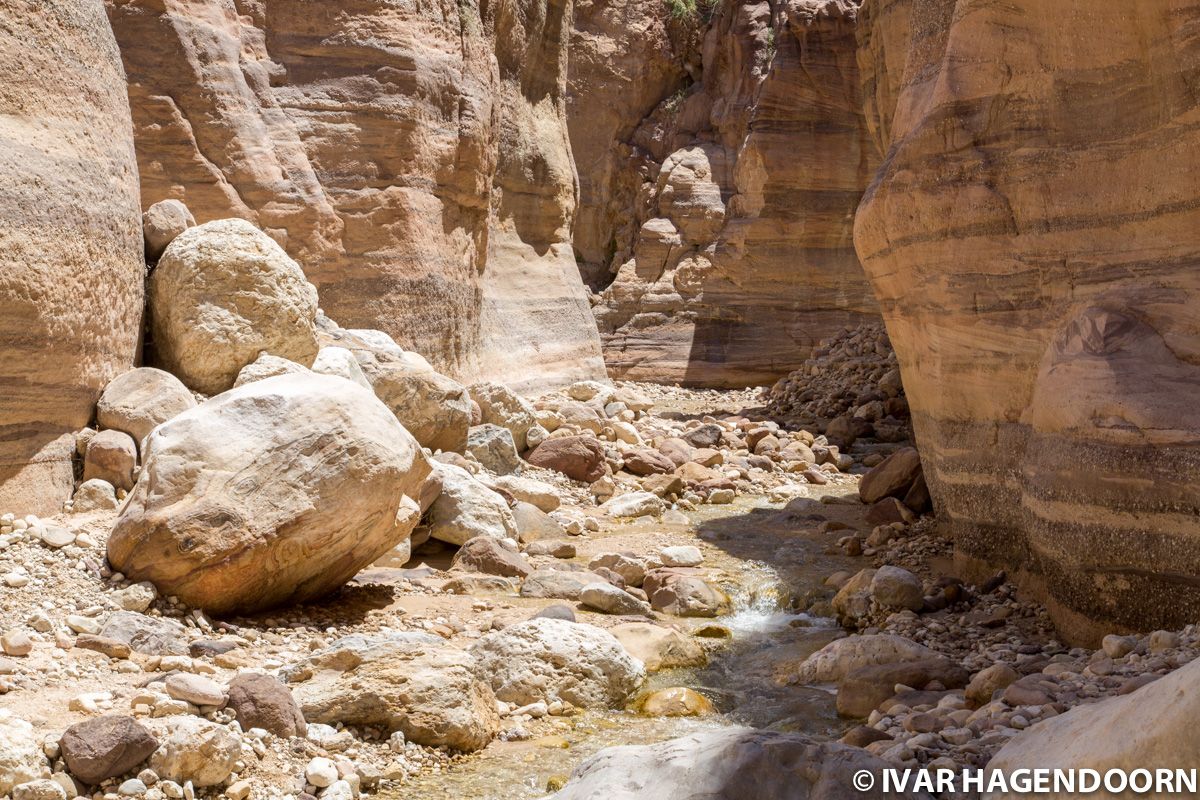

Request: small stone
left=224, top=780, right=251, bottom=800
left=306, top=758, right=338, bottom=789
left=2, top=631, right=33, bottom=657
left=658, top=546, right=703, bottom=568
left=118, top=779, right=148, bottom=797
left=164, top=674, right=227, bottom=708
left=579, top=583, right=651, bottom=616
left=13, top=780, right=67, bottom=800
left=65, top=615, right=101, bottom=635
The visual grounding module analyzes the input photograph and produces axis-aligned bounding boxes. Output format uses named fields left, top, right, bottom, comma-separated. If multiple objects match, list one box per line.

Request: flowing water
left=397, top=494, right=861, bottom=799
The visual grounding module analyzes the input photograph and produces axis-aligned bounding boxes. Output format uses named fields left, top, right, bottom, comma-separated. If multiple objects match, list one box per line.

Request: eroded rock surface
left=0, top=0, right=143, bottom=514
left=106, top=0, right=604, bottom=393
left=854, top=0, right=1200, bottom=638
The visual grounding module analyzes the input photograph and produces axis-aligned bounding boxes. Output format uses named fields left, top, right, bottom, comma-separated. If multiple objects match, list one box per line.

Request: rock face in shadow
left=573, top=0, right=879, bottom=386
left=854, top=0, right=1200, bottom=639
left=0, top=0, right=144, bottom=515
left=106, top=0, right=604, bottom=393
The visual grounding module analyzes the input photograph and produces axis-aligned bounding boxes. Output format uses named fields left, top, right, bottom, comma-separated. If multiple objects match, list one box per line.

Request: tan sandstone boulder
left=107, top=374, right=431, bottom=614
left=142, top=199, right=194, bottom=261
left=149, top=218, right=320, bottom=395
left=96, top=368, right=196, bottom=449
left=286, top=633, right=499, bottom=752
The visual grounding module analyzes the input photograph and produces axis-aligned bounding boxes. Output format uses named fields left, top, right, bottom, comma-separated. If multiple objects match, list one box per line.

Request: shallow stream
left=396, top=493, right=862, bottom=799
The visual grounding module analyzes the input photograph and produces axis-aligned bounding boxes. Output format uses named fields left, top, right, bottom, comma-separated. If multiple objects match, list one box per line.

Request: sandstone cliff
left=855, top=0, right=1200, bottom=639
left=0, top=0, right=144, bottom=515
left=573, top=0, right=879, bottom=386
left=106, top=0, right=604, bottom=393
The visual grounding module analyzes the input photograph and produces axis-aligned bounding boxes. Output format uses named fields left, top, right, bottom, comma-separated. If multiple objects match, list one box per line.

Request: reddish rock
left=525, top=436, right=607, bottom=483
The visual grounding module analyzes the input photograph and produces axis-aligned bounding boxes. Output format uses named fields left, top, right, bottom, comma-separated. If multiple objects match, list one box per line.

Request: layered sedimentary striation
left=574, top=0, right=879, bottom=386
left=854, top=0, right=1200, bottom=639
left=106, top=0, right=604, bottom=392
left=0, top=0, right=145, bottom=514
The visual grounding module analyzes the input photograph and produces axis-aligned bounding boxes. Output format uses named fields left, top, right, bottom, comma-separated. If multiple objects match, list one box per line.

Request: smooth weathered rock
left=600, top=491, right=665, bottom=519
left=149, top=218, right=320, bottom=394
left=526, top=436, right=608, bottom=483
left=647, top=576, right=730, bottom=617
left=858, top=448, right=921, bottom=504
left=107, top=374, right=431, bottom=614
left=609, top=623, right=706, bottom=672
left=869, top=566, right=923, bottom=611
left=147, top=718, right=240, bottom=788
left=358, top=356, right=473, bottom=453
left=232, top=353, right=309, bottom=388
left=797, top=635, right=937, bottom=684
left=482, top=475, right=561, bottom=512
left=986, top=657, right=1200, bottom=796
left=0, top=0, right=144, bottom=516
left=226, top=671, right=307, bottom=738
left=659, top=546, right=703, bottom=568
left=164, top=674, right=227, bottom=708
left=856, top=0, right=1200, bottom=637
left=451, top=536, right=532, bottom=579
left=96, top=369, right=196, bottom=449
left=60, top=716, right=157, bottom=785
left=426, top=462, right=518, bottom=546
left=580, top=582, right=652, bottom=616
left=310, top=347, right=372, bottom=390
left=510, top=501, right=567, bottom=543
left=83, top=430, right=137, bottom=492
left=469, top=618, right=644, bottom=708
left=142, top=199, right=194, bottom=261
left=520, top=570, right=601, bottom=601
left=624, top=449, right=676, bottom=476
left=548, top=727, right=931, bottom=799
left=289, top=633, right=499, bottom=752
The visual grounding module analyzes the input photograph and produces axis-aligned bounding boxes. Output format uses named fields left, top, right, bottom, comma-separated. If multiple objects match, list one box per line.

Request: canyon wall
left=572, top=0, right=879, bottom=387
left=106, top=0, right=604, bottom=393
left=855, top=0, right=1200, bottom=639
left=0, top=0, right=144, bottom=515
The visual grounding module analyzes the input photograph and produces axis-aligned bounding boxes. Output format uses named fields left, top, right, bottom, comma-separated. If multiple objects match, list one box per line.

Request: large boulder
left=466, top=424, right=522, bottom=474
left=0, top=712, right=46, bottom=795
left=547, top=727, right=932, bottom=800
left=450, top=536, right=532, bottom=578
left=107, top=374, right=431, bottom=614
left=426, top=462, right=518, bottom=545
left=468, top=618, right=644, bottom=708
left=526, top=436, right=608, bottom=482
left=836, top=658, right=969, bottom=718
left=60, top=716, right=157, bottom=785
left=986, top=657, right=1200, bottom=797
left=470, top=382, right=537, bottom=450
left=148, top=218, right=320, bottom=394
left=286, top=633, right=499, bottom=752
left=96, top=368, right=196, bottom=449
left=0, top=0, right=144, bottom=516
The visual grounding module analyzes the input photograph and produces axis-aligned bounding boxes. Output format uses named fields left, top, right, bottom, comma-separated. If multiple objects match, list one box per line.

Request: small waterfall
left=722, top=562, right=832, bottom=636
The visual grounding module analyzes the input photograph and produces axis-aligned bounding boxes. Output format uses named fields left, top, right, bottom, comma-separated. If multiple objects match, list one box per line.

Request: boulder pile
left=764, top=324, right=910, bottom=445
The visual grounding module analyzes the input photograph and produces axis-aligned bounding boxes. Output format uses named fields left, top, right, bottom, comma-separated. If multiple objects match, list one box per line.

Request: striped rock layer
left=106, top=0, right=604, bottom=394
left=855, top=0, right=1200, bottom=640
left=575, top=0, right=880, bottom=387
left=0, top=0, right=144, bottom=515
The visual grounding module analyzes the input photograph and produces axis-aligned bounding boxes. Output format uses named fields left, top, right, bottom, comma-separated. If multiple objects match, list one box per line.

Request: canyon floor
left=3, top=380, right=1198, bottom=800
